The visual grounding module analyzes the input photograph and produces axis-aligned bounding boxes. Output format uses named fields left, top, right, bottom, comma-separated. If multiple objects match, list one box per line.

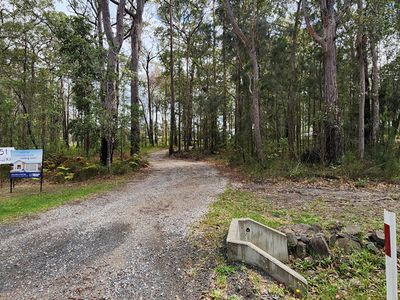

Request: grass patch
left=202, top=188, right=285, bottom=238
left=215, top=264, right=238, bottom=286
left=291, top=211, right=320, bottom=225
left=0, top=180, right=119, bottom=222
left=294, top=249, right=386, bottom=299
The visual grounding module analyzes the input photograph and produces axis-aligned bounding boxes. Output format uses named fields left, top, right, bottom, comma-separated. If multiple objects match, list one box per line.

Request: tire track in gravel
left=0, top=151, right=228, bottom=299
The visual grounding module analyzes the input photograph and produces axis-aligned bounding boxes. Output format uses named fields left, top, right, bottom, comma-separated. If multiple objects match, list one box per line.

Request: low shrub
left=112, top=161, right=131, bottom=175
left=75, top=164, right=101, bottom=181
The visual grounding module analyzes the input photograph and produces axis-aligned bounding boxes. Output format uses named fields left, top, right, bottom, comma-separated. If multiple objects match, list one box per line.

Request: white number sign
left=0, top=147, right=15, bottom=165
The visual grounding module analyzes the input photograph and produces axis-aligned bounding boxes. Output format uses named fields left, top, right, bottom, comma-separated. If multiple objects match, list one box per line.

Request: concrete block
left=226, top=218, right=308, bottom=295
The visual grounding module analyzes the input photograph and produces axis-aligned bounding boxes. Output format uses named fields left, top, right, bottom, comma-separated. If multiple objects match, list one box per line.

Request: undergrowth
left=212, top=147, right=400, bottom=184
left=44, top=152, right=147, bottom=182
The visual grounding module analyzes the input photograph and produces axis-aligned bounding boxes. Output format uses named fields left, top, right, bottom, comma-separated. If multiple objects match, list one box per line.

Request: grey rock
left=329, top=233, right=337, bottom=246
left=286, top=231, right=298, bottom=248
left=300, top=234, right=310, bottom=244
left=368, top=230, right=385, bottom=247
left=310, top=224, right=322, bottom=233
left=309, top=234, right=330, bottom=258
left=365, top=241, right=379, bottom=253
left=330, top=221, right=344, bottom=232
left=296, top=241, right=307, bottom=258
left=343, top=224, right=362, bottom=236
left=335, top=237, right=361, bottom=253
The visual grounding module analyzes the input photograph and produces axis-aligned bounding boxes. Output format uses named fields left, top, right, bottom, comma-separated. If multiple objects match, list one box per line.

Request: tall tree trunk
left=145, top=54, right=154, bottom=146
left=223, top=0, right=264, bottom=161
left=96, top=0, right=107, bottom=163
left=287, top=0, right=302, bottom=159
left=234, top=51, right=241, bottom=146
left=130, top=0, right=144, bottom=155
left=357, top=0, right=365, bottom=159
left=155, top=102, right=159, bottom=145
left=303, top=0, right=350, bottom=164
left=370, top=38, right=380, bottom=145
left=222, top=15, right=228, bottom=147
left=168, top=0, right=176, bottom=156
left=188, top=63, right=195, bottom=148
left=323, top=31, right=342, bottom=163
left=211, top=0, right=218, bottom=152
left=61, top=78, right=69, bottom=148
left=184, top=41, right=191, bottom=151
left=363, top=45, right=371, bottom=144
left=101, top=0, right=126, bottom=168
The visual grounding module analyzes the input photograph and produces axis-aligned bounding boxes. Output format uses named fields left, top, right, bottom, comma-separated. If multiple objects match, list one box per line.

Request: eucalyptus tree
left=356, top=0, right=365, bottom=159
left=141, top=48, right=159, bottom=146
left=129, top=0, right=145, bottom=155
left=287, top=0, right=302, bottom=159
left=366, top=0, right=396, bottom=146
left=173, top=0, right=206, bottom=151
left=168, top=0, right=176, bottom=155
left=302, top=0, right=352, bottom=164
left=100, top=0, right=126, bottom=167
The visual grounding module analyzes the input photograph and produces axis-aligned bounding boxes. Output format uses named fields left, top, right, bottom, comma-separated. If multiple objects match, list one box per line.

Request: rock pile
left=279, top=223, right=385, bottom=259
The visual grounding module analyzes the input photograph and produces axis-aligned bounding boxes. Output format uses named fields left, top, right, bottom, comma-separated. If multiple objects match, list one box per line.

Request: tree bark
left=168, top=0, right=176, bottom=156
left=130, top=0, right=144, bottom=155
left=370, top=37, right=380, bottom=145
left=155, top=101, right=159, bottom=145
left=144, top=53, right=154, bottom=146
left=303, top=0, right=349, bottom=164
left=101, top=0, right=126, bottom=168
left=222, top=14, right=228, bottom=147
left=60, top=78, right=69, bottom=148
left=357, top=0, right=365, bottom=159
left=287, top=0, right=302, bottom=159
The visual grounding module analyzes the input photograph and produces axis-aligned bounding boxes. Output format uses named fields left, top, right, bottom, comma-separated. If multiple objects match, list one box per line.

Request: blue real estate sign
left=10, top=149, right=43, bottom=179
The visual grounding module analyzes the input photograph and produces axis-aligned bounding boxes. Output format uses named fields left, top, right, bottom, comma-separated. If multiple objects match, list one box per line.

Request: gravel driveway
left=0, top=151, right=228, bottom=299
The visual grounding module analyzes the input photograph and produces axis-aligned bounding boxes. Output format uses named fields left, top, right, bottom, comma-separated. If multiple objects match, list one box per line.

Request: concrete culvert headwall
left=226, top=218, right=308, bottom=296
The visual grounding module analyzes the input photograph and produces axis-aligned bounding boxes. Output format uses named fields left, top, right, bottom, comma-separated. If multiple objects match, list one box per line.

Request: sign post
left=384, top=209, right=398, bottom=300
left=0, top=147, right=15, bottom=189
left=9, top=149, right=44, bottom=193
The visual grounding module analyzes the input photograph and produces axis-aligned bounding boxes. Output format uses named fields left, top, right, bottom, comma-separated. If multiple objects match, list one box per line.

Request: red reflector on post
left=385, top=223, right=391, bottom=257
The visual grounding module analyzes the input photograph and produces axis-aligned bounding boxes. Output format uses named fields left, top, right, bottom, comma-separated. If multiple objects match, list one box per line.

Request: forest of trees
left=0, top=0, right=399, bottom=169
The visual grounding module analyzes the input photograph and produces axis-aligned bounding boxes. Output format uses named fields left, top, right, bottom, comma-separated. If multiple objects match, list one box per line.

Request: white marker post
left=385, top=209, right=398, bottom=300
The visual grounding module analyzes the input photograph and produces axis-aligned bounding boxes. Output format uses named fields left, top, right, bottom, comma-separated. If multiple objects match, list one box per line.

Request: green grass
left=215, top=264, right=238, bottom=286
left=294, top=249, right=386, bottom=299
left=0, top=182, right=116, bottom=222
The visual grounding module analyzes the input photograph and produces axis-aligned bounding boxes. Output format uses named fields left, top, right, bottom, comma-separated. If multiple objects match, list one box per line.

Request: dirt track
left=0, top=151, right=228, bottom=299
